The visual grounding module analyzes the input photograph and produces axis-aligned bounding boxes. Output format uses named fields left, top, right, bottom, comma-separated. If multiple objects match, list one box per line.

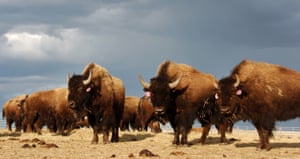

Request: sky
left=0, top=0, right=300, bottom=127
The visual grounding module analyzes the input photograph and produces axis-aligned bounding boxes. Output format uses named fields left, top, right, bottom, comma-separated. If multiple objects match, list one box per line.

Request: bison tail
left=2, top=109, right=5, bottom=119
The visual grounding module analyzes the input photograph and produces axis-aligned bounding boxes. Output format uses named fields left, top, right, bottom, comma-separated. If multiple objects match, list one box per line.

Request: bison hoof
left=172, top=140, right=179, bottom=145
left=256, top=144, right=271, bottom=151
left=111, top=138, right=119, bottom=142
left=91, top=140, right=98, bottom=144
left=61, top=133, right=69, bottom=136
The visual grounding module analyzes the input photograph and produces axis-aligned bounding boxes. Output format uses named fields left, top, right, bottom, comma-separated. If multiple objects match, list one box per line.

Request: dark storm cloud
left=0, top=0, right=300, bottom=103
left=155, top=1, right=300, bottom=48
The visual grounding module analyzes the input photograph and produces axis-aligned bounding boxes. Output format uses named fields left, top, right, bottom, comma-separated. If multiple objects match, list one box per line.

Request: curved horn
left=138, top=74, right=150, bottom=89
left=67, top=73, right=71, bottom=84
left=233, top=74, right=240, bottom=88
left=213, top=80, right=219, bottom=89
left=83, top=71, right=92, bottom=85
left=169, top=73, right=182, bottom=89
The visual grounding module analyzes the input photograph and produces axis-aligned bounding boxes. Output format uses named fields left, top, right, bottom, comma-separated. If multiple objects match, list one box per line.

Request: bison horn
left=233, top=74, right=240, bottom=88
left=83, top=71, right=92, bottom=85
left=138, top=74, right=150, bottom=89
left=67, top=73, right=71, bottom=83
left=213, top=80, right=219, bottom=89
left=169, top=73, right=182, bottom=89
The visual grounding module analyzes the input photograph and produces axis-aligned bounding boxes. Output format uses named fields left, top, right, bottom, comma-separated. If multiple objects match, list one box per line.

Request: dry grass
left=0, top=128, right=300, bottom=159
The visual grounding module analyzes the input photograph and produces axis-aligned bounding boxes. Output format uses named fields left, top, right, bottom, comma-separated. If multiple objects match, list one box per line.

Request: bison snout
left=219, top=106, right=232, bottom=114
left=68, top=101, right=76, bottom=109
left=154, top=107, right=165, bottom=116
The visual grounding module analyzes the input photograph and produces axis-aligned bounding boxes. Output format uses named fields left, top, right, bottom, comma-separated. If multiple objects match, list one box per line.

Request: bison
left=120, top=96, right=141, bottom=131
left=2, top=94, right=28, bottom=132
left=22, top=88, right=76, bottom=135
left=215, top=59, right=300, bottom=150
left=121, top=95, right=162, bottom=133
left=137, top=93, right=162, bottom=133
left=52, top=88, right=77, bottom=136
left=139, top=60, right=228, bottom=145
left=67, top=62, right=125, bottom=144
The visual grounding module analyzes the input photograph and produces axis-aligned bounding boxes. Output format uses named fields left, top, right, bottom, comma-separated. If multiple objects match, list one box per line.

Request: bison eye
left=77, top=87, right=83, bottom=92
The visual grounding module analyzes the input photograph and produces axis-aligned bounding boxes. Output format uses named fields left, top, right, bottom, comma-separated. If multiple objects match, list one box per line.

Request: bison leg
left=258, top=129, right=271, bottom=150
left=200, top=124, right=211, bottom=144
left=15, top=120, right=22, bottom=132
left=6, top=119, right=13, bottom=131
left=254, top=123, right=271, bottom=151
left=23, top=117, right=33, bottom=133
left=173, top=129, right=180, bottom=145
left=34, top=122, right=42, bottom=135
left=111, top=127, right=119, bottom=142
left=217, top=122, right=227, bottom=143
left=91, top=126, right=100, bottom=144
left=180, top=126, right=188, bottom=145
left=102, top=127, right=110, bottom=144
left=173, top=126, right=189, bottom=145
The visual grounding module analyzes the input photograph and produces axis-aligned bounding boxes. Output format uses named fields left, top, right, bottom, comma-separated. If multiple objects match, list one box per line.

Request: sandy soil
left=0, top=128, right=300, bottom=159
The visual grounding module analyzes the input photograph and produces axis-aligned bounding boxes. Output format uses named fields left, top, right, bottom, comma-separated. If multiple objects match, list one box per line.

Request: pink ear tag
left=145, top=91, right=151, bottom=97
left=86, top=87, right=91, bottom=92
left=214, top=93, right=219, bottom=99
left=236, top=89, right=242, bottom=96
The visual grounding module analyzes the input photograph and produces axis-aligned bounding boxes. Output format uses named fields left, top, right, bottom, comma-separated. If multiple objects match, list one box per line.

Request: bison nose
left=219, top=106, right=231, bottom=114
left=155, top=107, right=165, bottom=116
left=68, top=101, right=76, bottom=109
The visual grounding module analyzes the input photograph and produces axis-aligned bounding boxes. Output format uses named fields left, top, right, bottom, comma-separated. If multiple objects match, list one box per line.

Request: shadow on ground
left=120, top=133, right=155, bottom=142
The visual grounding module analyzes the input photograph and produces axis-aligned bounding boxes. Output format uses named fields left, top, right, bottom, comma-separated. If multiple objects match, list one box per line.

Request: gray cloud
left=0, top=0, right=300, bottom=105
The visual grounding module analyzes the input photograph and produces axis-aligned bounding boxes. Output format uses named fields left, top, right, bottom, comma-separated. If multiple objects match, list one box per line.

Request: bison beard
left=216, top=59, right=300, bottom=150
left=67, top=63, right=124, bottom=144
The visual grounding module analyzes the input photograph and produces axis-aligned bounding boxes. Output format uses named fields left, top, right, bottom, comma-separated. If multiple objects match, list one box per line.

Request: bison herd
left=2, top=59, right=300, bottom=150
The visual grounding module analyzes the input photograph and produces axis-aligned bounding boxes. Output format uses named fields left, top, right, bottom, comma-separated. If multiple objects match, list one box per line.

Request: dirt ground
left=0, top=127, right=300, bottom=159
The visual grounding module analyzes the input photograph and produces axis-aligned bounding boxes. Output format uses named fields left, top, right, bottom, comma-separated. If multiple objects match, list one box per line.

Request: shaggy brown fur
left=22, top=88, right=76, bottom=135
left=120, top=96, right=140, bottom=131
left=2, top=94, right=28, bottom=132
left=216, top=59, right=300, bottom=150
left=137, top=95, right=162, bottom=133
left=140, top=60, right=227, bottom=145
left=68, top=62, right=125, bottom=144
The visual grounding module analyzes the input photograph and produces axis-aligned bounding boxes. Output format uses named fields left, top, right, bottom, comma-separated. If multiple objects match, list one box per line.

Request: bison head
left=138, top=74, right=182, bottom=117
left=67, top=71, right=96, bottom=111
left=215, top=74, right=246, bottom=116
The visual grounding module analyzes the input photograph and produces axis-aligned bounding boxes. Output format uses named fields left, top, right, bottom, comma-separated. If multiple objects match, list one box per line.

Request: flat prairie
left=0, top=128, right=300, bottom=159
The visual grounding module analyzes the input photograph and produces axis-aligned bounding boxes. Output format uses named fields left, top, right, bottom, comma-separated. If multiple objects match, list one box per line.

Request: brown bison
left=139, top=60, right=228, bottom=145
left=67, top=62, right=125, bottom=144
left=137, top=94, right=162, bottom=133
left=215, top=59, right=300, bottom=150
left=2, top=94, right=28, bottom=132
left=120, top=96, right=141, bottom=131
left=22, top=88, right=76, bottom=135
left=52, top=88, right=77, bottom=135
